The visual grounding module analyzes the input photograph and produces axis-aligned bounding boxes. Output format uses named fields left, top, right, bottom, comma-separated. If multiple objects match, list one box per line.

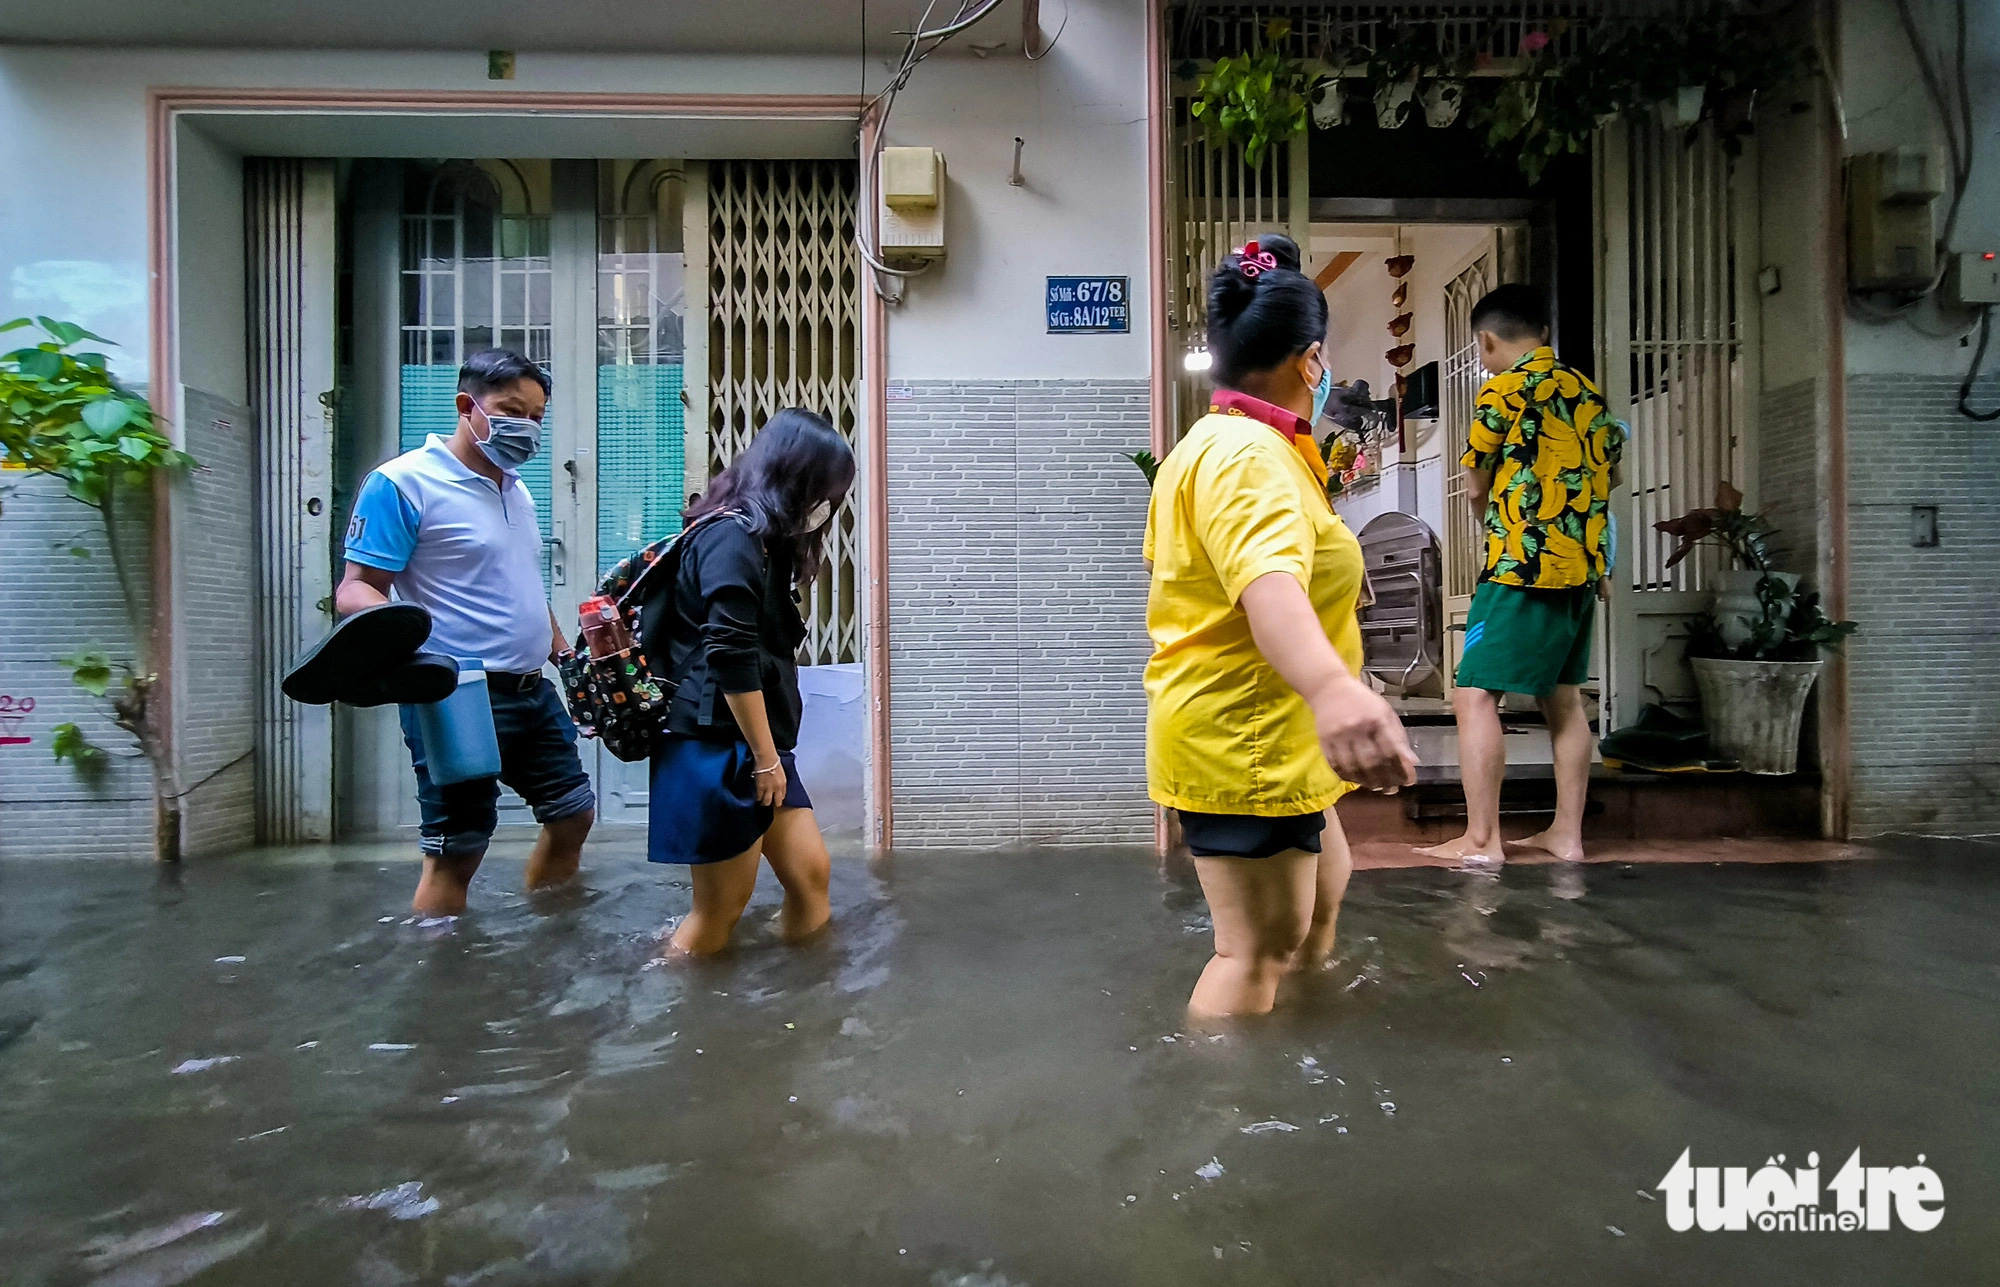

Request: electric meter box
left=1945, top=252, right=2000, bottom=307
left=882, top=147, right=942, bottom=209
left=878, top=148, right=946, bottom=265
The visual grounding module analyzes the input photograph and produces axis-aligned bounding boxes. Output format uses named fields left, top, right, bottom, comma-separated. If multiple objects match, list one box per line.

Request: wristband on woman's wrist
left=752, top=760, right=784, bottom=778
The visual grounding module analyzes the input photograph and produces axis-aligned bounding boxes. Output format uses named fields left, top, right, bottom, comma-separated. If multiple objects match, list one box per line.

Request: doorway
left=328, top=156, right=862, bottom=838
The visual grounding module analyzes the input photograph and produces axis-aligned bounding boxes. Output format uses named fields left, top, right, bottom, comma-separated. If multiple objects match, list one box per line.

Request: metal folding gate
left=699, top=159, right=863, bottom=665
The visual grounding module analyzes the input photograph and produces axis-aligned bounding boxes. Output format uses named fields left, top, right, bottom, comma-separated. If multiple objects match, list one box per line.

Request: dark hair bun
left=1257, top=233, right=1303, bottom=273
left=1204, top=232, right=1329, bottom=387
left=1210, top=262, right=1259, bottom=323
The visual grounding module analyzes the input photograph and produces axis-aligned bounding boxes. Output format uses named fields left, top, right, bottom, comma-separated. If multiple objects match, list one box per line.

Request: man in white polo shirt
left=337, top=349, right=594, bottom=915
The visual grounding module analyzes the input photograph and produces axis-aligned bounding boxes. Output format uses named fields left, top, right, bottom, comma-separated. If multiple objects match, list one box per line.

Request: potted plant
left=1656, top=482, right=1857, bottom=775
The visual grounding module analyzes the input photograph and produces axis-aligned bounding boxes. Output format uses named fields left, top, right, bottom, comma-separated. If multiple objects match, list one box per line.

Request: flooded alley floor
left=3, top=840, right=1997, bottom=1285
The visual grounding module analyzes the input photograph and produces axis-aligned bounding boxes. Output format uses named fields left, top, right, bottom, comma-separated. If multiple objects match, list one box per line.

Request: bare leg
left=1420, top=686, right=1507, bottom=864
left=413, top=853, right=482, bottom=917
left=525, top=810, right=593, bottom=891
left=1188, top=849, right=1316, bottom=1018
left=1517, top=685, right=1592, bottom=862
left=761, top=807, right=833, bottom=942
left=1294, top=810, right=1353, bottom=970
left=667, top=842, right=763, bottom=956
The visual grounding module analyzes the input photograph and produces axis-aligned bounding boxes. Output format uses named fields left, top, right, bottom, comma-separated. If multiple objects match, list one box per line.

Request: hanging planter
left=1374, top=80, right=1417, bottom=129
left=1470, top=7, right=1818, bottom=182
left=1310, top=75, right=1348, bottom=129
left=1667, top=83, right=1706, bottom=126
left=1420, top=78, right=1464, bottom=127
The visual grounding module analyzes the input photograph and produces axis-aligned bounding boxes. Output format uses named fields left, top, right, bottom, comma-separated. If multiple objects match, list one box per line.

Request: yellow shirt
left=1143, top=411, right=1366, bottom=816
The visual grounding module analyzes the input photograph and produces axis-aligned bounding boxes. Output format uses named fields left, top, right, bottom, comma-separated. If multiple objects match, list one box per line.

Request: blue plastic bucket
left=414, top=662, right=501, bottom=786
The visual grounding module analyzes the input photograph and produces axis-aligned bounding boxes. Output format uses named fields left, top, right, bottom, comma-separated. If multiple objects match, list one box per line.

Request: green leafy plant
left=1657, top=481, right=1857, bottom=662
left=1686, top=586, right=1858, bottom=662
left=1471, top=7, right=1816, bottom=183
left=2, top=318, right=196, bottom=853
left=1126, top=449, right=1160, bottom=487
left=50, top=721, right=105, bottom=767
left=1190, top=21, right=1312, bottom=167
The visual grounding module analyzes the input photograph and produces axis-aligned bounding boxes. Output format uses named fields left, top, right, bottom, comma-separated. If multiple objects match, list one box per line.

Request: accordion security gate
left=700, top=159, right=864, bottom=667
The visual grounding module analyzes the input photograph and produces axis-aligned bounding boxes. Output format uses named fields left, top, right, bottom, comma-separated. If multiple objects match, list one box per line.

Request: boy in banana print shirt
left=1422, top=284, right=1625, bottom=867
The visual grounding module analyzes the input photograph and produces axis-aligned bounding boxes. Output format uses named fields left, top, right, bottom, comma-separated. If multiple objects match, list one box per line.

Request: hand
left=751, top=759, right=787, bottom=807
left=1597, top=577, right=1612, bottom=603
left=1307, top=674, right=1419, bottom=794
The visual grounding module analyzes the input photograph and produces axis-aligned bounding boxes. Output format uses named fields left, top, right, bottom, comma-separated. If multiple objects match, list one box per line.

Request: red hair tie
left=1237, top=239, right=1279, bottom=279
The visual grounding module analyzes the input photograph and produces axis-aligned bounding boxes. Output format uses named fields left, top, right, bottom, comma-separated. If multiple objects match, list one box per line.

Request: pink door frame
left=143, top=87, right=894, bottom=852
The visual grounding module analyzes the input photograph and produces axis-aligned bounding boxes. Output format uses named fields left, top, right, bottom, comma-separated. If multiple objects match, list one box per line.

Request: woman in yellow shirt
left=1145, top=234, right=1417, bottom=1018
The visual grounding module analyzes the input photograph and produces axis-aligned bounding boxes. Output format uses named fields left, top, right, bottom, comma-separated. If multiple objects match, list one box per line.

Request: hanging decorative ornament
left=1392, top=281, right=1408, bottom=308
left=1387, top=312, right=1414, bottom=337
left=1384, top=254, right=1415, bottom=278
left=1386, top=343, right=1416, bottom=367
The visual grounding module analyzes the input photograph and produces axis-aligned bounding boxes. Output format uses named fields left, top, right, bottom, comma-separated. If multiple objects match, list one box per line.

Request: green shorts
left=1455, top=581, right=1596, bottom=697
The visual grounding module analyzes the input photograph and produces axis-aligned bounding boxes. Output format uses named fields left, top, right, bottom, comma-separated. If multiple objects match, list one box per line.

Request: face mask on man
left=471, top=402, right=542, bottom=471
left=802, top=500, right=832, bottom=533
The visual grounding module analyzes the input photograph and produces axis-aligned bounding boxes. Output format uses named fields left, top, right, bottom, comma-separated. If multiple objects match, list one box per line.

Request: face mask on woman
left=1309, top=365, right=1335, bottom=426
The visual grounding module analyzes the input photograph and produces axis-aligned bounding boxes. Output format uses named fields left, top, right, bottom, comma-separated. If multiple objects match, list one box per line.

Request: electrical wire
left=1855, top=0, right=1977, bottom=326
left=1025, top=0, right=1070, bottom=61
left=854, top=0, right=1011, bottom=300
left=1960, top=307, right=2000, bottom=422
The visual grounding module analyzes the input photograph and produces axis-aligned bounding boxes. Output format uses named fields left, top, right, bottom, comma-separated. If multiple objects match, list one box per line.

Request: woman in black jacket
left=644, top=409, right=854, bottom=955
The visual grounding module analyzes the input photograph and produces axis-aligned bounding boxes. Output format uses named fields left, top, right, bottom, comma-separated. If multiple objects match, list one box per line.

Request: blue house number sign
left=1046, top=276, right=1129, bottom=334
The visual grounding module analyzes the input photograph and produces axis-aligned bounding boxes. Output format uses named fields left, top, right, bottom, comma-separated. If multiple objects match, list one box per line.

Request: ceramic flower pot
left=1420, top=79, right=1463, bottom=127
left=1311, top=76, right=1348, bottom=129
left=1691, top=657, right=1822, bottom=775
left=1374, top=80, right=1417, bottom=129
left=1712, top=569, right=1799, bottom=652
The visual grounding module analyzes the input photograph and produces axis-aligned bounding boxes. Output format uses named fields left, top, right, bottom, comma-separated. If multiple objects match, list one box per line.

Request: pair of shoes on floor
left=282, top=603, right=460, bottom=707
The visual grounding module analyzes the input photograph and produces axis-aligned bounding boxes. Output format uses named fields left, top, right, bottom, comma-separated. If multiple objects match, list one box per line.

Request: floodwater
left=2, top=841, right=1996, bottom=1285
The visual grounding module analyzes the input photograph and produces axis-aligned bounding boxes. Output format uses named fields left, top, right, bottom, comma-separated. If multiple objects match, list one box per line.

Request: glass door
left=384, top=159, right=695, bottom=831
left=587, top=161, right=693, bottom=825
left=395, top=159, right=574, bottom=828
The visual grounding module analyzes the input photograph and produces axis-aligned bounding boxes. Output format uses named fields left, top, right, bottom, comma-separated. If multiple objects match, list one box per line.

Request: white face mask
left=802, top=500, right=832, bottom=532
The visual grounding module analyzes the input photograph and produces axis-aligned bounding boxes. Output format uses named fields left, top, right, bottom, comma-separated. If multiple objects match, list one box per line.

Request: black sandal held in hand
left=282, top=602, right=436, bottom=706
left=340, top=650, right=461, bottom=708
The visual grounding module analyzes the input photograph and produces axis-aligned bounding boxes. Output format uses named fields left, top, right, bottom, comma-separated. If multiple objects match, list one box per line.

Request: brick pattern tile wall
left=174, top=389, right=258, bottom=857
left=1757, top=379, right=1820, bottom=575
left=1845, top=375, right=2000, bottom=835
left=887, top=380, right=1153, bottom=847
left=0, top=469, right=155, bottom=858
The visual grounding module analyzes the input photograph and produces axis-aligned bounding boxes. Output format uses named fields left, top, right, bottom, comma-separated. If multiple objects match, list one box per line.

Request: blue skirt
left=648, top=736, right=812, bottom=865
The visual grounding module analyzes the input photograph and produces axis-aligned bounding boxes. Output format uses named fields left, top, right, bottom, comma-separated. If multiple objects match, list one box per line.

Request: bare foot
left=1511, top=829, right=1585, bottom=863
left=1417, top=835, right=1506, bottom=867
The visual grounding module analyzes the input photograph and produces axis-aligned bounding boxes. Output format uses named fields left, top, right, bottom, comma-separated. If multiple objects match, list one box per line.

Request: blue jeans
left=398, top=678, right=596, bottom=859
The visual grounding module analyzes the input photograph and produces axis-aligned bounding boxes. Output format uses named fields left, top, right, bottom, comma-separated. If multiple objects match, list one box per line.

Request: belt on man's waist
left=486, top=669, right=545, bottom=694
